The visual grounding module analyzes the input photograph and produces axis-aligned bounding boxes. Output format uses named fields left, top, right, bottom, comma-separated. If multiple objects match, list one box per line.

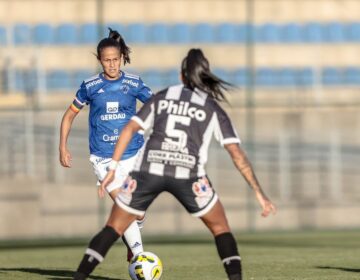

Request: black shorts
left=114, top=171, right=218, bottom=217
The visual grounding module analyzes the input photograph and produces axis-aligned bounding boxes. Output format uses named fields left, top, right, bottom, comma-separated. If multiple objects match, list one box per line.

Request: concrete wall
left=1, top=105, right=359, bottom=239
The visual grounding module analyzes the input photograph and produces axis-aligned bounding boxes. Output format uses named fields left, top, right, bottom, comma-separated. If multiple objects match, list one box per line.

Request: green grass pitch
left=0, top=230, right=359, bottom=279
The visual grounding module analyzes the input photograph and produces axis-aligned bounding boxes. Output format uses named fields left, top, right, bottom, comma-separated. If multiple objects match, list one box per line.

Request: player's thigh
left=166, top=176, right=219, bottom=218
left=106, top=204, right=137, bottom=235
left=89, top=155, right=109, bottom=183
left=117, top=172, right=164, bottom=214
left=200, top=200, right=231, bottom=236
left=90, top=154, right=138, bottom=193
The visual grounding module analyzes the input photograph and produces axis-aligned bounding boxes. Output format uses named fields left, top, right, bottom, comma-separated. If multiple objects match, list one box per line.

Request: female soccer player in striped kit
left=74, top=48, right=276, bottom=280
left=59, top=28, right=152, bottom=275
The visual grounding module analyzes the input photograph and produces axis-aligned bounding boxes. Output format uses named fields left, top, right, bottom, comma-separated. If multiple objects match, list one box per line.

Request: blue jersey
left=71, top=71, right=153, bottom=159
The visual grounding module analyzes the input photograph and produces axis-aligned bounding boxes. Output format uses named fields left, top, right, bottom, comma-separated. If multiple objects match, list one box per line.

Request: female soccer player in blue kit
left=59, top=28, right=152, bottom=272
left=73, top=48, right=276, bottom=280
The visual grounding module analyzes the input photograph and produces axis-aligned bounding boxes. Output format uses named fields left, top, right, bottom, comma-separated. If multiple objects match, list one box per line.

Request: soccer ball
left=128, top=251, right=163, bottom=280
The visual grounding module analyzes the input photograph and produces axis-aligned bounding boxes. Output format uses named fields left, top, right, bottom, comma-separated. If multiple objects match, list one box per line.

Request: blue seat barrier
left=147, top=23, right=169, bottom=43
left=215, top=23, right=238, bottom=43
left=256, top=68, right=277, bottom=86
left=343, top=67, right=360, bottom=85
left=33, top=23, right=54, bottom=45
left=168, top=23, right=191, bottom=44
left=277, top=68, right=297, bottom=86
left=164, top=69, right=180, bottom=86
left=11, top=67, right=360, bottom=93
left=55, top=23, right=78, bottom=44
left=322, top=67, right=343, bottom=85
left=0, top=26, right=7, bottom=45
left=213, top=68, right=229, bottom=81
left=73, top=70, right=94, bottom=87
left=14, top=69, right=25, bottom=91
left=231, top=68, right=249, bottom=86
left=236, top=24, right=251, bottom=43
left=8, top=22, right=360, bottom=45
left=47, top=70, right=72, bottom=90
left=323, top=22, right=345, bottom=43
left=255, top=23, right=280, bottom=43
left=298, top=68, right=314, bottom=86
left=141, top=69, right=164, bottom=89
left=79, top=23, right=99, bottom=44
left=230, top=67, right=315, bottom=87
left=192, top=23, right=214, bottom=43
left=12, top=69, right=37, bottom=92
left=126, top=23, right=146, bottom=44
left=13, top=23, right=31, bottom=45
left=302, top=22, right=324, bottom=43
left=346, top=22, right=360, bottom=42
left=281, top=23, right=302, bottom=43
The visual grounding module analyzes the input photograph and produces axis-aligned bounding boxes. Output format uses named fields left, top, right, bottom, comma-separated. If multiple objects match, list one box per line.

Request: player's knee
left=106, top=221, right=126, bottom=236
left=136, top=214, right=146, bottom=229
left=210, top=224, right=231, bottom=236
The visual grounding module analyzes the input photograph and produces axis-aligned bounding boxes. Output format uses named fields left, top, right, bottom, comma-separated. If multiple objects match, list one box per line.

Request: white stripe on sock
left=222, top=256, right=241, bottom=264
left=85, top=248, right=104, bottom=262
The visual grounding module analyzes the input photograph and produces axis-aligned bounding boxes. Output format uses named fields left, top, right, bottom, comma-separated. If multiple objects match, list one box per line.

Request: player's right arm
left=59, top=82, right=88, bottom=168
left=59, top=106, right=79, bottom=168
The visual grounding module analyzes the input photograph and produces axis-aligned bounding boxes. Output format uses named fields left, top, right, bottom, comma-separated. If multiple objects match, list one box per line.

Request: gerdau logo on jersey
left=158, top=100, right=206, bottom=121
left=100, top=102, right=126, bottom=121
left=107, top=102, right=119, bottom=113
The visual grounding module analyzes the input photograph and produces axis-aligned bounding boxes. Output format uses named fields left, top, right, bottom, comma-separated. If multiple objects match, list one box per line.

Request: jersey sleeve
left=136, top=77, right=153, bottom=103
left=70, top=82, right=89, bottom=113
left=213, top=103, right=241, bottom=146
left=131, top=96, right=155, bottom=131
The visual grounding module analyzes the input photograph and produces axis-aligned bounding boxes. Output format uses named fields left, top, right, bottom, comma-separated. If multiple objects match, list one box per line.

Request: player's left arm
left=136, top=78, right=153, bottom=103
left=225, top=143, right=277, bottom=217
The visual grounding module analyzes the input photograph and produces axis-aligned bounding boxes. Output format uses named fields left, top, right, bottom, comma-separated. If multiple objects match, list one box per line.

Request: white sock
left=123, top=220, right=143, bottom=255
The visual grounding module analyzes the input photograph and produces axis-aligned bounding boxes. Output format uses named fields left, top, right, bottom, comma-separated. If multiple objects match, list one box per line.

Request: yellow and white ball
left=128, top=251, right=163, bottom=280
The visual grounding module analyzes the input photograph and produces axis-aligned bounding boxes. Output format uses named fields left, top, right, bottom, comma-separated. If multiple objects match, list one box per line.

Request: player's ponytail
left=96, top=27, right=131, bottom=65
left=181, top=48, right=231, bottom=102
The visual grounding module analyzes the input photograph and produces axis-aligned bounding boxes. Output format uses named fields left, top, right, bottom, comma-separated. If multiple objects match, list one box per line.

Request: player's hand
left=59, top=148, right=72, bottom=167
left=99, top=170, right=115, bottom=198
left=255, top=191, right=277, bottom=217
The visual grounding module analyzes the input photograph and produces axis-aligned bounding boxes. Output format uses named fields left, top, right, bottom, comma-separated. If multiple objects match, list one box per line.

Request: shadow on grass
left=0, top=267, right=125, bottom=279
left=316, top=266, right=360, bottom=273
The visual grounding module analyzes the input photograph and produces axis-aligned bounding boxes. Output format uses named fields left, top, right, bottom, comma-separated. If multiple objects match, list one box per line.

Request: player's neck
left=102, top=71, right=122, bottom=81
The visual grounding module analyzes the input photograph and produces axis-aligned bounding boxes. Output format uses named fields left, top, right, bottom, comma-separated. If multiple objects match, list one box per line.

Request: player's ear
left=180, top=72, right=184, bottom=83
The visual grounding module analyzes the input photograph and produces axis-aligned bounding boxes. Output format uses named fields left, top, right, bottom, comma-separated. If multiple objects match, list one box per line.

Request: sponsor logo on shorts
left=118, top=176, right=137, bottom=205
left=192, top=177, right=213, bottom=208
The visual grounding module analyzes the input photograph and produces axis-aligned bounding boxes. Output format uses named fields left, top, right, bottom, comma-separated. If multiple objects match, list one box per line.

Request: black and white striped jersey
left=131, top=84, right=240, bottom=179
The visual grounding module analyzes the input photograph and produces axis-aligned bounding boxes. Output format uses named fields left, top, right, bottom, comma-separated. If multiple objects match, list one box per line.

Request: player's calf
left=74, top=226, right=120, bottom=279
left=215, top=232, right=242, bottom=280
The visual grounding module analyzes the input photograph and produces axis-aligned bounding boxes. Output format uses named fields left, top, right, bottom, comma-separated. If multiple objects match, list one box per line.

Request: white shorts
left=89, top=151, right=139, bottom=193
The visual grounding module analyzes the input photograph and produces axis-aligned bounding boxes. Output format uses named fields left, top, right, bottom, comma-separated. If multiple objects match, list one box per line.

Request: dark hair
left=181, top=48, right=231, bottom=102
left=96, top=27, right=131, bottom=65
